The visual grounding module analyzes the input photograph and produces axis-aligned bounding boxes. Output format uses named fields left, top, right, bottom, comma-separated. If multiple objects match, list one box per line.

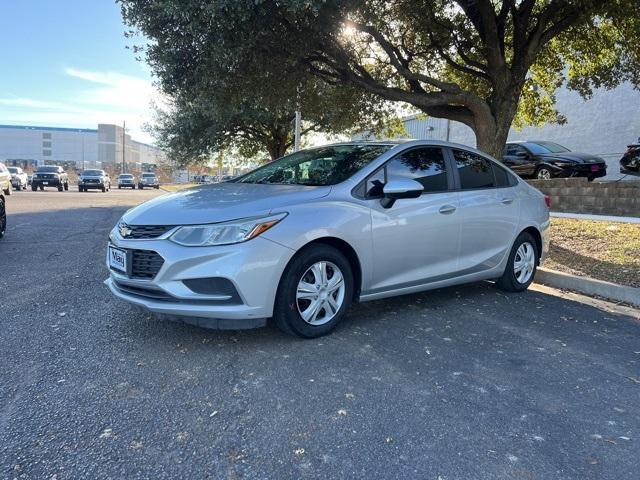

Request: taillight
left=544, top=195, right=551, bottom=209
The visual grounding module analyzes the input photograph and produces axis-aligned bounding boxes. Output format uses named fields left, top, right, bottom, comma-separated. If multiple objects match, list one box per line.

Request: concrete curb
left=550, top=212, right=640, bottom=224
left=536, top=267, right=640, bottom=307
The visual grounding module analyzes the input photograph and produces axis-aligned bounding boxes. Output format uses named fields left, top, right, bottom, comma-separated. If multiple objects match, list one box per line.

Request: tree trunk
left=473, top=90, right=521, bottom=161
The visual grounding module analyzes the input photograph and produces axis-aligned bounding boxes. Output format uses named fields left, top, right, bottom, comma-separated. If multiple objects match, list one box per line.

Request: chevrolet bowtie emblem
left=119, top=224, right=132, bottom=238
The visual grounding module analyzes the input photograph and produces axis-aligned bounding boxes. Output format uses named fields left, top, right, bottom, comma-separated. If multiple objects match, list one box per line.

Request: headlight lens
left=169, top=213, right=287, bottom=247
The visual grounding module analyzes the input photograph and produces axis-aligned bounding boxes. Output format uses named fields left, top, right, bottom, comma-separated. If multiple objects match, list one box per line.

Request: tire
left=118, top=186, right=121, bottom=189
left=64, top=182, right=69, bottom=191
left=535, top=166, right=552, bottom=180
left=16, top=184, right=21, bottom=191
left=139, top=185, right=143, bottom=190
left=32, top=185, right=37, bottom=191
left=273, top=244, right=354, bottom=338
left=4, top=187, right=11, bottom=196
left=496, top=232, right=538, bottom=292
left=0, top=196, right=6, bottom=239
left=58, top=185, right=63, bottom=192
left=102, top=185, right=106, bottom=192
left=40, top=185, right=44, bottom=191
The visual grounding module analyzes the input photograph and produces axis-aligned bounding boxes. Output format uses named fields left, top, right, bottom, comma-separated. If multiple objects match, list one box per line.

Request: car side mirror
left=380, top=177, right=424, bottom=208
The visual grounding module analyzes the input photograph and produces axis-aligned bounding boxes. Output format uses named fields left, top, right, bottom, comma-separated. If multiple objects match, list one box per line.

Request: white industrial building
left=356, top=82, right=640, bottom=181
left=0, top=123, right=166, bottom=171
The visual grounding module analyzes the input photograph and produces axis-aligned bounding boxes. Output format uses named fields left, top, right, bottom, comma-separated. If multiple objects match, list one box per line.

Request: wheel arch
left=285, top=236, right=363, bottom=302
left=520, top=226, right=543, bottom=265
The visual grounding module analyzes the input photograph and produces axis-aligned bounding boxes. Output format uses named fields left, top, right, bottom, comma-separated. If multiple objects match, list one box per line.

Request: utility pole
left=294, top=84, right=301, bottom=151
left=122, top=121, right=126, bottom=173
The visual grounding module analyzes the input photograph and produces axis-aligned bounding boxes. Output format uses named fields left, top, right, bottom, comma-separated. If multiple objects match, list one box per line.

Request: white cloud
left=0, top=67, right=165, bottom=144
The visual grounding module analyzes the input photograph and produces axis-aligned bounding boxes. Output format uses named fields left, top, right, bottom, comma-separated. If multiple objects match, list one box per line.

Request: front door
left=367, top=146, right=461, bottom=293
left=503, top=144, right=535, bottom=177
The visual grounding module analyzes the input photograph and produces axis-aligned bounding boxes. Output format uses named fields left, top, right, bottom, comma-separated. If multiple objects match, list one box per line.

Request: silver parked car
left=105, top=141, right=550, bottom=338
left=8, top=167, right=28, bottom=191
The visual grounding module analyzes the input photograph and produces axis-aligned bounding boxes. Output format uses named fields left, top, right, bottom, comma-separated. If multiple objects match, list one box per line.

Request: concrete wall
left=527, top=178, right=640, bottom=217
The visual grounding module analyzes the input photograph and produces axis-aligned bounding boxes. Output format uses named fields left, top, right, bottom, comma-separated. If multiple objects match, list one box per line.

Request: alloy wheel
left=514, top=241, right=535, bottom=284
left=537, top=168, right=551, bottom=180
left=296, top=261, right=346, bottom=326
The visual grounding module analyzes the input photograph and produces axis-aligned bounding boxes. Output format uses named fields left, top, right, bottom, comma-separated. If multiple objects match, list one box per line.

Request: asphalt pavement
left=1, top=188, right=639, bottom=479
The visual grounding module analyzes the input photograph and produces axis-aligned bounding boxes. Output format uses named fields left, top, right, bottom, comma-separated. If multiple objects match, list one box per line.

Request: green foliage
left=120, top=0, right=640, bottom=159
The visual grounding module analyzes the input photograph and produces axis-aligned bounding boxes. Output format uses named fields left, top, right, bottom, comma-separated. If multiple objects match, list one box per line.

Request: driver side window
left=366, top=147, right=449, bottom=197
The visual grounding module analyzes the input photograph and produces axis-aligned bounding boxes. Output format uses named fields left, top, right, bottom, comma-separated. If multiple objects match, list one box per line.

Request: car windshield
left=36, top=166, right=61, bottom=173
left=83, top=170, right=103, bottom=176
left=524, top=141, right=571, bottom=154
left=8, top=167, right=18, bottom=174
left=142, top=173, right=155, bottom=178
left=236, top=144, right=393, bottom=186
left=119, top=174, right=133, bottom=179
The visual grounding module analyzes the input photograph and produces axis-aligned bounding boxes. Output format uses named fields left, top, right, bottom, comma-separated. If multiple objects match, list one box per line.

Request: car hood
left=122, top=182, right=332, bottom=225
left=539, top=152, right=603, bottom=163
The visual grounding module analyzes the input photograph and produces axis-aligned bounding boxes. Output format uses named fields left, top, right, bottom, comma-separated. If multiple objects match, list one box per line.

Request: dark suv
left=32, top=165, right=69, bottom=191
left=0, top=188, right=6, bottom=239
left=503, top=141, right=607, bottom=181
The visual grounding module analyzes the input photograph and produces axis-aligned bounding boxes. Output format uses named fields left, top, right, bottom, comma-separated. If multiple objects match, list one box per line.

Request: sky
left=0, top=0, right=160, bottom=143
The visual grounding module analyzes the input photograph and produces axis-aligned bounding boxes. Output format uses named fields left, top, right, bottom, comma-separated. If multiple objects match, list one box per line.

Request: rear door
left=367, top=146, right=461, bottom=292
left=449, top=148, right=520, bottom=274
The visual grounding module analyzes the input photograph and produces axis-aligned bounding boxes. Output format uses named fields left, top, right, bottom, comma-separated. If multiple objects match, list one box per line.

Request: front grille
left=119, top=223, right=173, bottom=239
left=131, top=249, right=164, bottom=279
left=85, top=178, right=100, bottom=183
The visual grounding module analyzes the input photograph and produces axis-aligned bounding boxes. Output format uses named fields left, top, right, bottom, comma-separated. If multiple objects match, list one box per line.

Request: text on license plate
left=109, top=246, right=127, bottom=273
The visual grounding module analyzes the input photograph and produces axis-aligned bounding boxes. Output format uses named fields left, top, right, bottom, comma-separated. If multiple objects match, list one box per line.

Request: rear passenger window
left=386, top=147, right=448, bottom=193
left=493, top=164, right=513, bottom=187
left=452, top=150, right=495, bottom=189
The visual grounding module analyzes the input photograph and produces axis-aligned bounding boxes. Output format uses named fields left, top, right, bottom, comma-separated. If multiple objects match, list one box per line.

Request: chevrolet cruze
left=105, top=141, right=550, bottom=338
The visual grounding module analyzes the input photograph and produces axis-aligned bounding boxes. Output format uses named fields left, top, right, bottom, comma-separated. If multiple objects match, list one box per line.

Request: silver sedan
left=105, top=140, right=550, bottom=338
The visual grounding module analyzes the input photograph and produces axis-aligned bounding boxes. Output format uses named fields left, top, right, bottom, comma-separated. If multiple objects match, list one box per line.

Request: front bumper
left=104, top=233, right=295, bottom=326
left=80, top=182, right=106, bottom=189
left=553, top=163, right=607, bottom=178
left=32, top=178, right=62, bottom=187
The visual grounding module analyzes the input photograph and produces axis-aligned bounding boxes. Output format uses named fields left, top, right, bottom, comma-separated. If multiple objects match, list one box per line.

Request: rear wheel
left=64, top=182, right=69, bottom=191
left=496, top=232, right=538, bottom=292
left=273, top=244, right=353, bottom=338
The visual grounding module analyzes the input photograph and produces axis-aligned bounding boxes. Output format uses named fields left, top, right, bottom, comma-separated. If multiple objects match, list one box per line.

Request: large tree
left=120, top=1, right=401, bottom=164
left=120, top=0, right=639, bottom=160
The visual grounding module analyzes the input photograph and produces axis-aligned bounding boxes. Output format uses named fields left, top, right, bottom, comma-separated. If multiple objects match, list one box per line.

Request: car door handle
left=439, top=205, right=457, bottom=214
left=500, top=197, right=514, bottom=205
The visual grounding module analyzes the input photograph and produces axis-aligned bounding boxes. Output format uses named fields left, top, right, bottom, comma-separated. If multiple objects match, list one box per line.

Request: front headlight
left=169, top=213, right=287, bottom=247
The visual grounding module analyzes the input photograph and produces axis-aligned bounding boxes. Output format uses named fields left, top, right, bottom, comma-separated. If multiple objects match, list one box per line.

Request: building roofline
left=0, top=124, right=98, bottom=133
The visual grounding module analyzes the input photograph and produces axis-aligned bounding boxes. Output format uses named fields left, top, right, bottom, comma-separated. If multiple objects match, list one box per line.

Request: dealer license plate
left=108, top=246, right=127, bottom=273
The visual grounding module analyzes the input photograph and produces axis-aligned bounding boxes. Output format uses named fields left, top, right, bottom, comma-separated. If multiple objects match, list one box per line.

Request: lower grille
left=131, top=249, right=164, bottom=279
left=113, top=281, right=174, bottom=300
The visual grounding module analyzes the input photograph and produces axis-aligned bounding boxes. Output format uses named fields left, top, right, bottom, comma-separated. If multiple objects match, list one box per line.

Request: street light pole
left=294, top=84, right=301, bottom=152
left=122, top=121, right=126, bottom=173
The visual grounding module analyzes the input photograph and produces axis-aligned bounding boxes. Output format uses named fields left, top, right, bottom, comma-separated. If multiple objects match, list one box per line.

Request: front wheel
left=496, top=232, right=538, bottom=292
left=273, top=244, right=354, bottom=338
left=64, top=182, right=69, bottom=191
left=535, top=167, right=552, bottom=180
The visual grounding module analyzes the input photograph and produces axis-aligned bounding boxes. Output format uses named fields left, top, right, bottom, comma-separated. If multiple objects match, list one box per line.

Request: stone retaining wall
left=526, top=178, right=640, bottom=217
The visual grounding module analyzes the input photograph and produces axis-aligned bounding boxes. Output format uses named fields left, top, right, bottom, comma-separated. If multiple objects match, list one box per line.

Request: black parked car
left=0, top=189, right=6, bottom=239
left=620, top=140, right=640, bottom=175
left=503, top=141, right=607, bottom=181
left=31, top=165, right=69, bottom=191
